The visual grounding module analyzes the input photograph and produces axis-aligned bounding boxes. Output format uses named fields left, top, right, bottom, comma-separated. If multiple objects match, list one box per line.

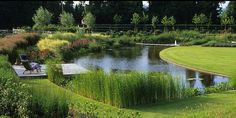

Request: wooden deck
left=12, top=63, right=88, bottom=78
left=136, top=43, right=179, bottom=47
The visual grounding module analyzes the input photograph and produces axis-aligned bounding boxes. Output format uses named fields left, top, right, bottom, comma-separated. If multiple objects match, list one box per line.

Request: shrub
left=0, top=56, right=31, bottom=117
left=177, top=30, right=202, bottom=42
left=46, top=32, right=82, bottom=41
left=46, top=58, right=65, bottom=86
left=205, top=82, right=232, bottom=94
left=146, top=32, right=177, bottom=44
left=37, top=38, right=69, bottom=53
left=88, top=42, right=103, bottom=52
left=125, top=30, right=136, bottom=36
left=202, top=40, right=236, bottom=47
left=0, top=33, right=40, bottom=53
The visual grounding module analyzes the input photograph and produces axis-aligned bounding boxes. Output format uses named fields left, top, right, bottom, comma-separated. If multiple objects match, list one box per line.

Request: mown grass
left=160, top=46, right=236, bottom=78
left=22, top=79, right=236, bottom=118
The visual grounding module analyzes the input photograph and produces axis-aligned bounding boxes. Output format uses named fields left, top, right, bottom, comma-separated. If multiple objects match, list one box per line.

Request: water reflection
left=74, top=45, right=229, bottom=88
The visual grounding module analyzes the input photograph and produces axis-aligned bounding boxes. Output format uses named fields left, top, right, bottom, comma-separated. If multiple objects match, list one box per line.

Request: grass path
left=22, top=79, right=236, bottom=118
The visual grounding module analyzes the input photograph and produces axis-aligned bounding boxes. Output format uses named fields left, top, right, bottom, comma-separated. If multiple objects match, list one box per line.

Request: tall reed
left=71, top=70, right=194, bottom=107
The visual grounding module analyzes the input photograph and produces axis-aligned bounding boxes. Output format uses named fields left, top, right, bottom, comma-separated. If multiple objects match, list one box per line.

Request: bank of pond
left=1, top=31, right=236, bottom=117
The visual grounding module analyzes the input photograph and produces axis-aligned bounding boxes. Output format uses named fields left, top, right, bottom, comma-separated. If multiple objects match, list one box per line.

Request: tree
left=192, top=13, right=208, bottom=30
left=226, top=1, right=236, bottom=18
left=207, top=13, right=212, bottom=30
left=220, top=13, right=235, bottom=32
left=32, top=6, right=53, bottom=30
left=142, top=12, right=149, bottom=31
left=131, top=12, right=141, bottom=32
left=151, top=16, right=158, bottom=34
left=149, top=1, right=223, bottom=24
left=169, top=16, right=176, bottom=30
left=83, top=12, right=96, bottom=33
left=113, top=14, right=122, bottom=24
left=161, top=16, right=169, bottom=32
left=113, top=14, right=122, bottom=31
left=192, top=14, right=200, bottom=29
left=142, top=12, right=149, bottom=24
left=60, top=11, right=75, bottom=27
left=199, top=13, right=208, bottom=30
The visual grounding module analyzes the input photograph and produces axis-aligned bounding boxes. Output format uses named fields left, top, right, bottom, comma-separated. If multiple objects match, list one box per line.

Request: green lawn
left=22, top=79, right=236, bottom=118
left=160, top=46, right=236, bottom=78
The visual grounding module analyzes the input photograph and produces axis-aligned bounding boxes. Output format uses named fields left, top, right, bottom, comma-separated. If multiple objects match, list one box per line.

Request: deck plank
left=12, top=63, right=88, bottom=78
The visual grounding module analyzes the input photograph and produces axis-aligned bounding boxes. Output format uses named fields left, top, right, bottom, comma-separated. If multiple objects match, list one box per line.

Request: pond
left=73, top=45, right=228, bottom=89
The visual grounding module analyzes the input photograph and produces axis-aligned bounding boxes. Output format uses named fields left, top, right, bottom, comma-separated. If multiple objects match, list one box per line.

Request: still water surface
left=74, top=45, right=228, bottom=89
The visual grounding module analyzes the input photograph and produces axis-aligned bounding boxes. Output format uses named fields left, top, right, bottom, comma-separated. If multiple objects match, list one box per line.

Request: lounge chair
left=19, top=54, right=30, bottom=62
left=22, top=60, right=41, bottom=74
left=19, top=54, right=42, bottom=74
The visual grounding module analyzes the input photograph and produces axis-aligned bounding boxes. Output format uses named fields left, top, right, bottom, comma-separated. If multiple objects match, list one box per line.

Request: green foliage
left=83, top=12, right=96, bottom=32
left=202, top=41, right=236, bottom=47
left=0, top=56, right=31, bottom=117
left=46, top=32, right=83, bottom=41
left=151, top=16, right=158, bottom=32
left=60, top=11, right=75, bottom=27
left=176, top=30, right=203, bottom=42
left=37, top=38, right=69, bottom=56
left=141, top=12, right=149, bottom=24
left=131, top=12, right=141, bottom=32
left=192, top=13, right=208, bottom=26
left=204, top=82, right=232, bottom=94
left=28, top=80, right=69, bottom=118
left=88, top=42, right=103, bottom=52
left=161, top=16, right=169, bottom=26
left=131, top=13, right=141, bottom=25
left=32, top=6, right=53, bottom=30
left=113, top=14, right=122, bottom=24
left=169, top=16, right=176, bottom=30
left=161, top=16, right=175, bottom=32
left=46, top=58, right=65, bottom=86
left=71, top=70, right=195, bottom=108
left=149, top=32, right=177, bottom=44
left=220, top=13, right=235, bottom=32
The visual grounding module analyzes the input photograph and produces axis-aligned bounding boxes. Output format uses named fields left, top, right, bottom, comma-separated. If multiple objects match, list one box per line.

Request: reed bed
left=71, top=70, right=194, bottom=108
left=0, top=33, right=40, bottom=53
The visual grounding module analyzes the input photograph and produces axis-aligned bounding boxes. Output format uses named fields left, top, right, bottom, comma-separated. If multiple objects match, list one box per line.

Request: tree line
left=0, top=1, right=234, bottom=29
left=33, top=5, right=234, bottom=33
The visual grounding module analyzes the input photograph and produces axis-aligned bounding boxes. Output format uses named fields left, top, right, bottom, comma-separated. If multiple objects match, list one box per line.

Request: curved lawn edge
left=160, top=47, right=229, bottom=78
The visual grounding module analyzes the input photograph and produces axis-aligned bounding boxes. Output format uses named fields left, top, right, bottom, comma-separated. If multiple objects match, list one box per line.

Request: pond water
left=73, top=45, right=228, bottom=89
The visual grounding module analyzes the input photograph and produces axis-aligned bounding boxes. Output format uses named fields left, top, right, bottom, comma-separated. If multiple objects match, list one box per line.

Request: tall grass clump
left=46, top=32, right=83, bottom=41
left=0, top=33, right=40, bottom=53
left=46, top=58, right=65, bottom=86
left=71, top=70, right=194, bottom=107
left=37, top=38, right=69, bottom=53
left=176, top=30, right=203, bottom=42
left=144, top=32, right=177, bottom=44
left=0, top=55, right=31, bottom=117
left=29, top=81, right=69, bottom=118
left=0, top=33, right=40, bottom=63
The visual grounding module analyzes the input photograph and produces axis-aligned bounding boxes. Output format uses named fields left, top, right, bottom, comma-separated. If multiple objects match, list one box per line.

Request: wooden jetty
left=12, top=63, right=88, bottom=78
left=136, top=43, right=179, bottom=47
